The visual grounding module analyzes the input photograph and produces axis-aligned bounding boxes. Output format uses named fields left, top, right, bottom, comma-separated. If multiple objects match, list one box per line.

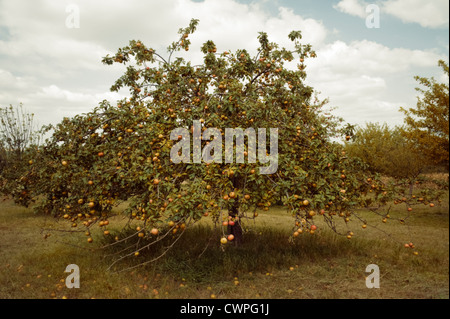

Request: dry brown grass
left=0, top=190, right=448, bottom=299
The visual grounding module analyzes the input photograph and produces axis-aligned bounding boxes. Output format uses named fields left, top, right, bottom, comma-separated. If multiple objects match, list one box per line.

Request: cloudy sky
left=0, top=0, right=448, bottom=131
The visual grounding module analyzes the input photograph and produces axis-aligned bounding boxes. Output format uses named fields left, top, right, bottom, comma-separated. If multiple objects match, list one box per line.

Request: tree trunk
left=228, top=175, right=244, bottom=245
left=228, top=199, right=243, bottom=245
left=409, top=182, right=414, bottom=197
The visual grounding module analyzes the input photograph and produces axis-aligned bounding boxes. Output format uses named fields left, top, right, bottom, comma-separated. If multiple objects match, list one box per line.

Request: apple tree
left=3, top=19, right=442, bottom=269
left=400, top=60, right=449, bottom=170
left=0, top=103, right=43, bottom=206
left=346, top=121, right=449, bottom=202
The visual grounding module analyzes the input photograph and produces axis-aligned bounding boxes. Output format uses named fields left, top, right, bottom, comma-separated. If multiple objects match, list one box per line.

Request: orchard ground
left=0, top=178, right=448, bottom=299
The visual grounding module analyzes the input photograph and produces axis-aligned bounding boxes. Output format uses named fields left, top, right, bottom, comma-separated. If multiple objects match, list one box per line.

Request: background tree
left=4, top=20, right=441, bottom=270
left=0, top=143, right=6, bottom=175
left=0, top=104, right=41, bottom=159
left=345, top=122, right=426, bottom=195
left=345, top=123, right=426, bottom=178
left=400, top=60, right=449, bottom=170
left=0, top=104, right=42, bottom=205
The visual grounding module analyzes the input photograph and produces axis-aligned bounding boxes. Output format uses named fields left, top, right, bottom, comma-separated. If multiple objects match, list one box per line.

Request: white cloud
left=39, top=85, right=122, bottom=104
left=0, top=69, right=33, bottom=92
left=0, top=0, right=330, bottom=127
left=0, top=0, right=447, bottom=131
left=334, top=0, right=450, bottom=28
left=383, top=0, right=449, bottom=28
left=333, top=0, right=369, bottom=19
left=309, top=40, right=444, bottom=77
left=304, top=39, right=446, bottom=127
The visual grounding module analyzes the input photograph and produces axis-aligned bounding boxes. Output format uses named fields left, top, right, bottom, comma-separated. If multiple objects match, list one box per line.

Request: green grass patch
left=0, top=192, right=448, bottom=299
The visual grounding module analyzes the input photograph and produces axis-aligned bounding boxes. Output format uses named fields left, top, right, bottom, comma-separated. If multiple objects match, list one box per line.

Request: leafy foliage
left=345, top=123, right=425, bottom=179
left=0, top=20, right=443, bottom=269
left=400, top=60, right=449, bottom=169
left=0, top=104, right=43, bottom=206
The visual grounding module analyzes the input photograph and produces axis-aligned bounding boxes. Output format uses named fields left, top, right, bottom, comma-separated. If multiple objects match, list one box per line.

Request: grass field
left=0, top=191, right=448, bottom=299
